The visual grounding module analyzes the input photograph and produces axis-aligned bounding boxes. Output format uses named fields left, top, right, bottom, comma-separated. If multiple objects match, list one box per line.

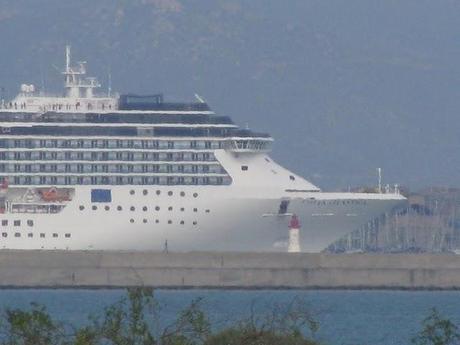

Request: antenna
left=65, top=45, right=71, bottom=71
left=194, top=93, right=206, bottom=103
left=108, top=68, right=112, bottom=97
left=377, top=168, right=382, bottom=193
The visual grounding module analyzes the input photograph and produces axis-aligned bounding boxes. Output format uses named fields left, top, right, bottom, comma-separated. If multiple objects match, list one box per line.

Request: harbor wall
left=0, top=250, right=460, bottom=289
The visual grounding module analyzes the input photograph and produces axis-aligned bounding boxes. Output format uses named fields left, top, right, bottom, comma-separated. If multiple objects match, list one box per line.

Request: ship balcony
left=225, top=138, right=273, bottom=153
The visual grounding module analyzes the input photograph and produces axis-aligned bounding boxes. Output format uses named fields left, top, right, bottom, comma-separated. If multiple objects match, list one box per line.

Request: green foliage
left=205, top=296, right=320, bottom=345
left=0, top=302, right=67, bottom=345
left=0, top=288, right=321, bottom=345
left=204, top=327, right=318, bottom=345
left=412, top=308, right=460, bottom=345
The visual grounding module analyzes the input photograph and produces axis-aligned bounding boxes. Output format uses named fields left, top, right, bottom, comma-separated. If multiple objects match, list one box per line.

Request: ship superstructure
left=0, top=47, right=406, bottom=252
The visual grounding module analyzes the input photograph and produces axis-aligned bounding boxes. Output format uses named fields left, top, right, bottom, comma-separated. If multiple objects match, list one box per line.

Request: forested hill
left=0, top=0, right=459, bottom=190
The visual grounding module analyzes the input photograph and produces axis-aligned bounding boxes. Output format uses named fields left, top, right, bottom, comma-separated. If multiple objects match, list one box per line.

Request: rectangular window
left=91, top=189, right=112, bottom=203
left=1, top=220, right=7, bottom=226
left=40, top=233, right=45, bottom=238
left=13, top=220, right=20, bottom=226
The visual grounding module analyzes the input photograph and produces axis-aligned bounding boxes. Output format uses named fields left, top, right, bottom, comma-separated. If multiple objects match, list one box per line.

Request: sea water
left=1, top=289, right=459, bottom=345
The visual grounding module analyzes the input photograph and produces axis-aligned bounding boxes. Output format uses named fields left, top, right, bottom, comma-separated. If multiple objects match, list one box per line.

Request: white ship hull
left=0, top=151, right=406, bottom=252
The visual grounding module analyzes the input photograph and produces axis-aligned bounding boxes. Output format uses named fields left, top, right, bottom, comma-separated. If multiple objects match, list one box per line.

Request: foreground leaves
left=0, top=288, right=321, bottom=345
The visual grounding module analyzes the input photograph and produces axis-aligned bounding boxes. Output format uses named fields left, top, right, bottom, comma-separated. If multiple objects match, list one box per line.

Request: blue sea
left=1, top=289, right=459, bottom=345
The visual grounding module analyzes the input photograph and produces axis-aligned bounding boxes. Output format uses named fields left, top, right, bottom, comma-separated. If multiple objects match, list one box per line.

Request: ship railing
left=225, top=138, right=273, bottom=153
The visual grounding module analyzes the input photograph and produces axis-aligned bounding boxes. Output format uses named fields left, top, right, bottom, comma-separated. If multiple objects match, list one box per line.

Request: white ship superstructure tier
left=0, top=47, right=406, bottom=252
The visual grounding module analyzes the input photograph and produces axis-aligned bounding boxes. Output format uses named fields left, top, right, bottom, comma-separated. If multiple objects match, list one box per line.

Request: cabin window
left=241, top=165, right=248, bottom=171
left=53, top=233, right=58, bottom=238
left=40, top=233, right=45, bottom=238
left=13, top=220, right=20, bottom=227
left=14, top=233, right=20, bottom=237
left=27, top=220, right=33, bottom=227
left=1, top=220, right=7, bottom=226
left=65, top=233, right=71, bottom=238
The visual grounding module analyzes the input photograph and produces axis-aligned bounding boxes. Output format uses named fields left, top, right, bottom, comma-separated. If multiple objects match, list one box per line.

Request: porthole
left=143, top=189, right=148, bottom=195
left=130, top=190, right=135, bottom=195
left=193, top=193, right=198, bottom=198
left=156, top=190, right=161, bottom=195
left=79, top=205, right=85, bottom=211
left=155, top=219, right=159, bottom=224
left=104, top=205, right=110, bottom=211
left=53, top=233, right=58, bottom=238
left=168, top=220, right=172, bottom=224
left=27, top=233, right=33, bottom=238
left=155, top=206, right=160, bottom=211
left=27, top=220, right=34, bottom=227
left=168, top=191, right=173, bottom=196
left=180, top=191, right=185, bottom=197
left=65, top=233, right=71, bottom=238
left=168, top=206, right=173, bottom=211
left=117, top=206, right=122, bottom=211
left=40, top=233, right=45, bottom=238
left=14, top=232, right=20, bottom=238
left=142, top=206, right=148, bottom=212
left=130, top=219, right=134, bottom=223
left=193, top=208, right=198, bottom=213
left=193, top=221, right=198, bottom=226
left=92, top=205, right=97, bottom=211
left=2, top=233, right=6, bottom=237
left=130, top=206, right=135, bottom=211
left=143, top=219, right=147, bottom=223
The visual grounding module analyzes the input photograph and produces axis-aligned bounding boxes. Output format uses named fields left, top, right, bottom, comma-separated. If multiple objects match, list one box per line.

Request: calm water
left=0, top=289, right=459, bottom=345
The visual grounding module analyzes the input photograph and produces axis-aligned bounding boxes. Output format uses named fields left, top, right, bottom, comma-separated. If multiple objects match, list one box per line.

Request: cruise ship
left=0, top=47, right=406, bottom=252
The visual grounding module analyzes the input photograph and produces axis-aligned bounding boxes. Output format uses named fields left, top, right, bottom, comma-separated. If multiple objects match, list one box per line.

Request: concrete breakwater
left=0, top=250, right=460, bottom=289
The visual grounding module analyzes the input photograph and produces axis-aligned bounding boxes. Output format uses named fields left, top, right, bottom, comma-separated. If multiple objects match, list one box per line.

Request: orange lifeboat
left=39, top=188, right=70, bottom=202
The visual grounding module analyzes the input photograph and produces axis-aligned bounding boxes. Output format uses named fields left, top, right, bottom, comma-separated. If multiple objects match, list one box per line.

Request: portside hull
left=0, top=185, right=406, bottom=252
